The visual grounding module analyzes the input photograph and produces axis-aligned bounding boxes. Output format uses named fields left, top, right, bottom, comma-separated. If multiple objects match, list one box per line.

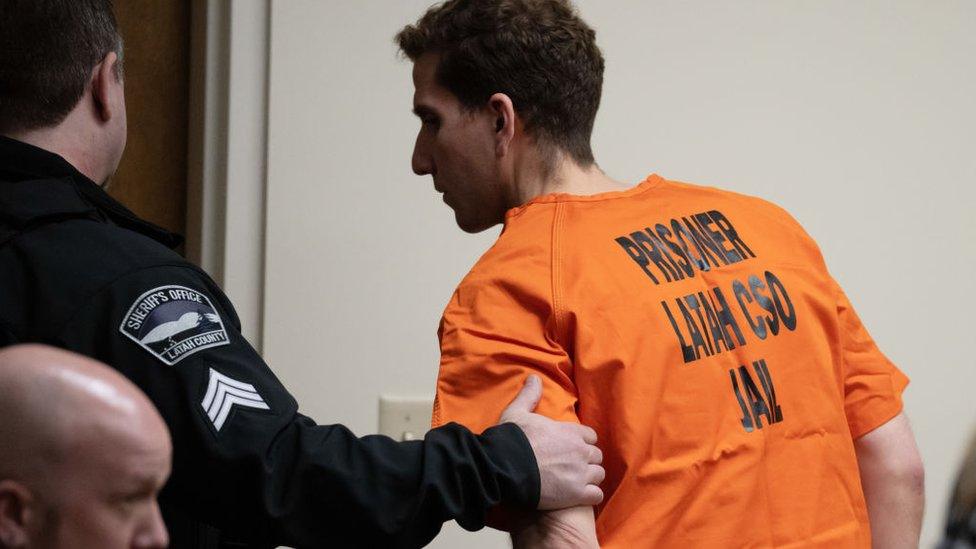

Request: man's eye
left=115, top=490, right=151, bottom=507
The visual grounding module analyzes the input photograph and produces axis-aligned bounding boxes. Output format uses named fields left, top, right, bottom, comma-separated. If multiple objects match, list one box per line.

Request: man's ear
left=91, top=51, right=123, bottom=123
left=0, top=480, right=32, bottom=547
left=488, top=93, right=517, bottom=157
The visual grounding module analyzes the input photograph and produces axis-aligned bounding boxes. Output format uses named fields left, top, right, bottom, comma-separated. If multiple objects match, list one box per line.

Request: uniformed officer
left=0, top=1, right=605, bottom=547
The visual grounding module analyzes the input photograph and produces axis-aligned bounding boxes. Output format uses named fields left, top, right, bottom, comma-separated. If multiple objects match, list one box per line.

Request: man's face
left=36, top=418, right=170, bottom=549
left=410, top=53, right=510, bottom=233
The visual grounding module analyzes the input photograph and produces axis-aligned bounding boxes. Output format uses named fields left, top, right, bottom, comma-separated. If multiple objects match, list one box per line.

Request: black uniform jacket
left=0, top=136, right=539, bottom=548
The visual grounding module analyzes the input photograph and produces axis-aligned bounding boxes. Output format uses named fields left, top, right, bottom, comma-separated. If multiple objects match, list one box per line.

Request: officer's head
left=0, top=345, right=170, bottom=549
left=0, top=0, right=127, bottom=185
left=396, top=0, right=605, bottom=233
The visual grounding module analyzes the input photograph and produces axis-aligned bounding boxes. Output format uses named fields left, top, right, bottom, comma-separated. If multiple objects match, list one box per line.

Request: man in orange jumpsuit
left=397, top=0, right=925, bottom=547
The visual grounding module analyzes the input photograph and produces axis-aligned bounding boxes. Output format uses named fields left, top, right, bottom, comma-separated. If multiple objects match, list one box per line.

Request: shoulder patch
left=202, top=368, right=270, bottom=431
left=120, top=285, right=230, bottom=365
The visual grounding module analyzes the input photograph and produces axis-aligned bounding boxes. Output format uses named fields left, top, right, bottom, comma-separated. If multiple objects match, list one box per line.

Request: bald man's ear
left=0, top=480, right=31, bottom=547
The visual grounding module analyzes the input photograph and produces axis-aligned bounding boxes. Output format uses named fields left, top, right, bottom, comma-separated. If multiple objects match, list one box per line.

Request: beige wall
left=252, top=1, right=976, bottom=547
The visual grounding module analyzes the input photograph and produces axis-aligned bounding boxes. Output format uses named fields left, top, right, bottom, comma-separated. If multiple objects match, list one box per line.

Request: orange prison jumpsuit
left=433, top=175, right=908, bottom=548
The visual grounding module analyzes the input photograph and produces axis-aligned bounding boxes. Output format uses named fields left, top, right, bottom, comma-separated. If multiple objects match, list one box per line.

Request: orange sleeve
left=432, top=244, right=579, bottom=433
left=837, top=285, right=910, bottom=439
left=775, top=206, right=910, bottom=440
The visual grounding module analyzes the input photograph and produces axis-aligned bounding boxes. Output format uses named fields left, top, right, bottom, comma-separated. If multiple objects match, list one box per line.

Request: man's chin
left=455, top=213, right=498, bottom=234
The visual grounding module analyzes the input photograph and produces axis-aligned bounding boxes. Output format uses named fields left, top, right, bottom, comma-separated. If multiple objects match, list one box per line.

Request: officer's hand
left=498, top=375, right=605, bottom=510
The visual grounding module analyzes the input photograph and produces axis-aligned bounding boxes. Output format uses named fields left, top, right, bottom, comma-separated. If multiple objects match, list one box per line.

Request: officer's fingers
left=579, top=484, right=604, bottom=506
left=501, top=375, right=542, bottom=418
left=577, top=425, right=598, bottom=445
left=587, top=464, right=606, bottom=486
left=588, top=445, right=603, bottom=465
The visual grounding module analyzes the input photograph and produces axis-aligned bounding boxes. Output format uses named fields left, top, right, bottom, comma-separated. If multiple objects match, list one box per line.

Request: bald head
left=0, top=345, right=170, bottom=548
left=0, top=345, right=167, bottom=477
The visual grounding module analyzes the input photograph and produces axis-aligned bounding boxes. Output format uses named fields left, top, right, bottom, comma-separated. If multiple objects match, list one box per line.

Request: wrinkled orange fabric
left=432, top=174, right=908, bottom=548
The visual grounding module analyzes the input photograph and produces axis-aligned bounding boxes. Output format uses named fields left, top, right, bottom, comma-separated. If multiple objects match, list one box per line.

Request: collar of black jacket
left=0, top=135, right=183, bottom=249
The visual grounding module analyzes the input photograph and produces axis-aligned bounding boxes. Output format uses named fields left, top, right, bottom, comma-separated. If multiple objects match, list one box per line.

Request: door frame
left=186, top=0, right=272, bottom=352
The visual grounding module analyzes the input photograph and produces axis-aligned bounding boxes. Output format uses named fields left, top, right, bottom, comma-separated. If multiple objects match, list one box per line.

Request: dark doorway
left=111, top=1, right=191, bottom=240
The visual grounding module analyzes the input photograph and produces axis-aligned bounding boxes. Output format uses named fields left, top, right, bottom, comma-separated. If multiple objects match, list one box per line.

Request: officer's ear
left=0, top=480, right=32, bottom=547
left=91, top=51, right=124, bottom=123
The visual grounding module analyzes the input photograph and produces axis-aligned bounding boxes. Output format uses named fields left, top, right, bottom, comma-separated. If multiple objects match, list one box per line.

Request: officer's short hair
left=395, top=0, right=605, bottom=167
left=0, top=0, right=123, bottom=134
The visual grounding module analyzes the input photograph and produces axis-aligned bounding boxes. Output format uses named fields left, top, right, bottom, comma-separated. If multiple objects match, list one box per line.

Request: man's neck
left=511, top=150, right=629, bottom=206
left=5, top=121, right=103, bottom=184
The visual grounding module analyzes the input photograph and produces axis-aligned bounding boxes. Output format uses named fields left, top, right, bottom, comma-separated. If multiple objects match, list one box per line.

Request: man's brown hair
left=396, top=0, right=604, bottom=166
left=0, top=0, right=123, bottom=134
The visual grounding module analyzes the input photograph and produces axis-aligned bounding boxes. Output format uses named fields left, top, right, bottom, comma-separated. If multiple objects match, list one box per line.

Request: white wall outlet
left=378, top=396, right=434, bottom=441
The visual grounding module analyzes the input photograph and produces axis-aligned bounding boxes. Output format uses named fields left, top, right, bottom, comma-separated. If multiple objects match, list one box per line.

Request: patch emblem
left=202, top=368, right=270, bottom=431
left=120, top=285, right=230, bottom=365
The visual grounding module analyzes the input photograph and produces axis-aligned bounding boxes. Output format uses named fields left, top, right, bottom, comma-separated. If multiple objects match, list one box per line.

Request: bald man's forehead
left=61, top=409, right=171, bottom=492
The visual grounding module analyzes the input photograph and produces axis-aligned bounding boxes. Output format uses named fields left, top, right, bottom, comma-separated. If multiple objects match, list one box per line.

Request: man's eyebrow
left=412, top=105, right=437, bottom=118
left=111, top=476, right=159, bottom=501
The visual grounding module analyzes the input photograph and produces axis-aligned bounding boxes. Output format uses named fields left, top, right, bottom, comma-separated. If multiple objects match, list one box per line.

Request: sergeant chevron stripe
left=202, top=368, right=269, bottom=431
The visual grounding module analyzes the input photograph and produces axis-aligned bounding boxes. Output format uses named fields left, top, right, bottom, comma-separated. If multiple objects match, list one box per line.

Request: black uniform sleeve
left=53, top=264, right=540, bottom=548
left=0, top=321, right=16, bottom=346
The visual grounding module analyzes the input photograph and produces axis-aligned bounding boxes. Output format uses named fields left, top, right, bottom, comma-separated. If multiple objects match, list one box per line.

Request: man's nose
left=412, top=136, right=432, bottom=176
left=133, top=503, right=169, bottom=549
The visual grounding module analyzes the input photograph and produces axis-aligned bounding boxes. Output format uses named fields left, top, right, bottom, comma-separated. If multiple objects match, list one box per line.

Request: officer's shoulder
left=23, top=217, right=189, bottom=274
left=0, top=218, right=219, bottom=337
